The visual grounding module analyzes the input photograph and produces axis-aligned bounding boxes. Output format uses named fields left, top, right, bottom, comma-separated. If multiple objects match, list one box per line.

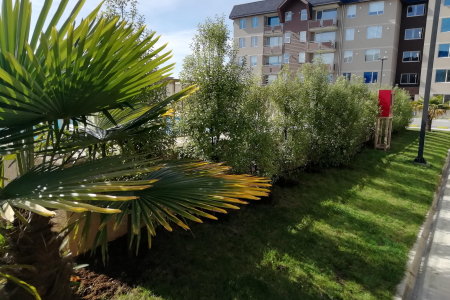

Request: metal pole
left=414, top=0, right=442, bottom=164
left=380, top=59, right=384, bottom=86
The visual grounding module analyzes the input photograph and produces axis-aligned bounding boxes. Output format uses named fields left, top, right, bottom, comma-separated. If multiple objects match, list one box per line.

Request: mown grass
left=110, top=130, right=450, bottom=300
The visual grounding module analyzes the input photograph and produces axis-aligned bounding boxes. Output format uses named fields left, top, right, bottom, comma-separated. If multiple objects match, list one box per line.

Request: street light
left=378, top=56, right=388, bottom=86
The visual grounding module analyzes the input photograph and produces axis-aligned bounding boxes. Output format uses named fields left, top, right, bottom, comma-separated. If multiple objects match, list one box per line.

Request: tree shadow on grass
left=76, top=131, right=450, bottom=300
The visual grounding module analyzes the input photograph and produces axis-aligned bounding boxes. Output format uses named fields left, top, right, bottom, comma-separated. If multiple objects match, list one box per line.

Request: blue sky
left=31, top=0, right=251, bottom=77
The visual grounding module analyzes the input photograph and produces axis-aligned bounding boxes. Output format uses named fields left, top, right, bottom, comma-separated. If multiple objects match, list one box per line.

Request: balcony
left=264, top=25, right=283, bottom=35
left=263, top=45, right=283, bottom=55
left=308, top=19, right=338, bottom=32
left=328, top=63, right=336, bottom=73
left=307, top=41, right=336, bottom=53
left=263, top=64, right=283, bottom=74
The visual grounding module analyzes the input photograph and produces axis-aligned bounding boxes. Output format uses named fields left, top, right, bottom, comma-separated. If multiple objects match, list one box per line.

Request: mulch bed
left=71, top=268, right=131, bottom=300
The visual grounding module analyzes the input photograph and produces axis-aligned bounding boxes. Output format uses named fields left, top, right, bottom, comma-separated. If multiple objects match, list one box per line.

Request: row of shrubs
left=175, top=17, right=413, bottom=177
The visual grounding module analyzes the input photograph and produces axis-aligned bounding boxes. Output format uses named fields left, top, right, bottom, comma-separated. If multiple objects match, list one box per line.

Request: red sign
left=378, top=90, right=394, bottom=117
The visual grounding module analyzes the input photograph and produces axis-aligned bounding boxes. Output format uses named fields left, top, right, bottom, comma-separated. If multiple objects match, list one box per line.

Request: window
left=400, top=73, right=418, bottom=84
left=436, top=70, right=450, bottom=82
left=446, top=0, right=450, bottom=6
left=251, top=36, right=258, bottom=47
left=250, top=56, right=257, bottom=67
left=328, top=74, right=333, bottom=83
left=267, top=16, right=280, bottom=26
left=299, top=52, right=306, bottom=63
left=267, top=56, right=282, bottom=65
left=314, top=31, right=336, bottom=42
left=317, top=8, right=337, bottom=21
left=346, top=28, right=355, bottom=41
left=364, top=72, right=378, bottom=83
left=266, top=75, right=277, bottom=84
left=344, top=50, right=353, bottom=63
left=301, top=9, right=307, bottom=20
left=314, top=53, right=334, bottom=64
left=407, top=4, right=425, bottom=17
left=266, top=36, right=282, bottom=46
left=284, top=53, right=290, bottom=63
left=239, top=38, right=245, bottom=48
left=252, top=17, right=259, bottom=28
left=439, top=44, right=450, bottom=57
left=238, top=56, right=244, bottom=66
left=403, top=51, right=420, bottom=62
left=367, top=26, right=382, bottom=39
left=365, top=49, right=380, bottom=61
left=285, top=33, right=291, bottom=43
left=343, top=73, right=352, bottom=80
left=300, top=31, right=307, bottom=42
left=347, top=5, right=356, bottom=18
left=442, top=18, right=450, bottom=32
left=286, top=11, right=292, bottom=21
left=405, top=28, right=422, bottom=40
left=239, top=19, right=246, bottom=29
left=369, top=1, right=384, bottom=15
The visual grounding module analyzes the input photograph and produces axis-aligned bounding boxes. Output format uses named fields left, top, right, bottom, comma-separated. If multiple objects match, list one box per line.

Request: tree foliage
left=412, top=95, right=450, bottom=131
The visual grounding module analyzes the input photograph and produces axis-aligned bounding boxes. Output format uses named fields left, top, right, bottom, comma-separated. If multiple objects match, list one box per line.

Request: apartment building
left=230, top=0, right=450, bottom=101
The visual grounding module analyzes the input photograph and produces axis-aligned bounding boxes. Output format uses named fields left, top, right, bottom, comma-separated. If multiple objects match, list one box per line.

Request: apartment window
left=364, top=72, right=378, bottom=83
left=239, top=38, right=245, bottom=48
left=369, top=1, right=384, bottom=15
left=347, top=5, right=356, bottom=18
left=346, top=28, right=355, bottom=41
left=251, top=36, right=258, bottom=47
left=442, top=18, right=450, bottom=32
left=344, top=50, right=353, bottom=63
left=317, top=8, right=337, bottom=20
left=403, top=51, right=420, bottom=62
left=328, top=74, right=333, bottom=83
left=439, top=44, right=450, bottom=57
left=314, top=31, right=336, bottom=42
left=445, top=0, right=450, bottom=6
left=250, top=56, right=257, bottom=67
left=266, top=75, right=278, bottom=84
left=400, top=73, right=418, bottom=84
left=239, top=19, right=246, bottom=29
left=252, top=17, right=259, bottom=28
left=436, top=70, right=450, bottom=82
left=367, top=26, right=382, bottom=39
left=267, top=16, right=280, bottom=26
left=300, top=31, right=307, bottom=42
left=285, top=33, right=291, bottom=43
left=314, top=53, right=334, bottom=64
left=299, top=52, right=306, bottom=63
left=343, top=73, right=352, bottom=80
left=301, top=9, right=307, bottom=20
left=407, top=4, right=425, bottom=17
left=365, top=49, right=380, bottom=61
left=284, top=53, right=290, bottom=63
left=405, top=28, right=422, bottom=40
left=266, top=36, right=282, bottom=46
left=238, top=56, right=244, bottom=66
left=267, top=56, right=282, bottom=65
left=286, top=11, right=292, bottom=21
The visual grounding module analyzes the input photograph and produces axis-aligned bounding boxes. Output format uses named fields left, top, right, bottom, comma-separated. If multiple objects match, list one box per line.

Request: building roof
left=229, top=0, right=284, bottom=19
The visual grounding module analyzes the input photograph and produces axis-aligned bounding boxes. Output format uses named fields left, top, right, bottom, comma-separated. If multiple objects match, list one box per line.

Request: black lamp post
left=415, top=0, right=442, bottom=164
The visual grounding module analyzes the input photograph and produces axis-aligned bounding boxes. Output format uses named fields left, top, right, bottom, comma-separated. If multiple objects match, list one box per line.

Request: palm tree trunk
left=2, top=214, right=73, bottom=300
left=426, top=117, right=433, bottom=132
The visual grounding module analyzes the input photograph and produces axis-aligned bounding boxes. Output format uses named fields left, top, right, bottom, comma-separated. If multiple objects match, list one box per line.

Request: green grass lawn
left=109, top=130, right=450, bottom=300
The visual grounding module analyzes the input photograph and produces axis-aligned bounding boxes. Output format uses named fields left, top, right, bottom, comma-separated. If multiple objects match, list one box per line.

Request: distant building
left=165, top=77, right=182, bottom=96
left=230, top=0, right=450, bottom=100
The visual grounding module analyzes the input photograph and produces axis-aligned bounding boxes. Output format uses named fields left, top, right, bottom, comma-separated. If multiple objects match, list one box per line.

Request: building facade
left=230, top=0, right=450, bottom=101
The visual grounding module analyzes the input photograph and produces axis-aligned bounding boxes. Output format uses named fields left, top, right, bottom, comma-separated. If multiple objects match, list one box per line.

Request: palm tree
left=412, top=95, right=450, bottom=131
left=0, top=1, right=271, bottom=299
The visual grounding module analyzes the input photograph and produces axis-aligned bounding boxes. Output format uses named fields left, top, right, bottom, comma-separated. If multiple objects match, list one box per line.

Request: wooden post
left=375, top=117, right=393, bottom=151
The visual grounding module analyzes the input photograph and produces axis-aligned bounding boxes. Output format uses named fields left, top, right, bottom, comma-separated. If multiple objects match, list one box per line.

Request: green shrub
left=392, top=86, right=413, bottom=132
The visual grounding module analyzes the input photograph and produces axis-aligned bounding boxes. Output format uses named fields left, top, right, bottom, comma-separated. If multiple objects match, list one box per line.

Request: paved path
left=411, top=170, right=450, bottom=300
left=410, top=118, right=450, bottom=131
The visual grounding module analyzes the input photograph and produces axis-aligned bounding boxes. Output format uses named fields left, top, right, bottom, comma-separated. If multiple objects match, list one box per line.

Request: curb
left=394, top=149, right=450, bottom=300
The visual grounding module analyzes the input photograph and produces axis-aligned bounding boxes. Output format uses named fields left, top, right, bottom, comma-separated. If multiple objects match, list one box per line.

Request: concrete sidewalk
left=410, top=166, right=450, bottom=299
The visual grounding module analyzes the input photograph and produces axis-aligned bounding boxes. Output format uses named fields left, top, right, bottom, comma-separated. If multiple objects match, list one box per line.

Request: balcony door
left=313, top=53, right=334, bottom=64
left=316, top=9, right=337, bottom=21
left=314, top=32, right=336, bottom=43
left=267, top=56, right=282, bottom=65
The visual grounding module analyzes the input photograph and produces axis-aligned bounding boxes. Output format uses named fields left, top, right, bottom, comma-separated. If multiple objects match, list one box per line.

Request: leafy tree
left=0, top=1, right=271, bottom=299
left=179, top=15, right=252, bottom=162
left=392, top=86, right=413, bottom=132
left=412, top=95, right=450, bottom=131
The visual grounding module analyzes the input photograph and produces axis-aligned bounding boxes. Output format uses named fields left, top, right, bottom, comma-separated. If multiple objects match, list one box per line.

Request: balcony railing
left=307, top=41, right=336, bottom=52
left=264, top=24, right=283, bottom=34
left=308, top=19, right=338, bottom=32
left=263, top=64, right=283, bottom=74
left=263, top=45, right=283, bottom=54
